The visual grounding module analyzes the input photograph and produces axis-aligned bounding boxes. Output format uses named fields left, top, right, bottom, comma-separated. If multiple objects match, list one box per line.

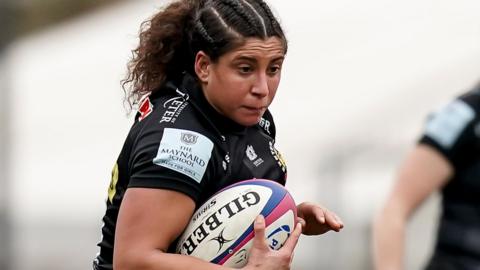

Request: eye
left=238, top=65, right=253, bottom=74
left=267, top=65, right=282, bottom=75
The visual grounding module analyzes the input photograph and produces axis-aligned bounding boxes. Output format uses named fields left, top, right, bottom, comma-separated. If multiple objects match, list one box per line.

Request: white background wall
left=5, top=0, right=480, bottom=269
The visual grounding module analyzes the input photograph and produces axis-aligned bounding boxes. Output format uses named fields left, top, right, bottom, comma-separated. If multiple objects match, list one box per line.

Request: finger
left=281, top=222, right=302, bottom=253
left=333, top=213, right=344, bottom=229
left=312, top=206, right=326, bottom=224
left=253, top=215, right=267, bottom=246
left=325, top=210, right=342, bottom=231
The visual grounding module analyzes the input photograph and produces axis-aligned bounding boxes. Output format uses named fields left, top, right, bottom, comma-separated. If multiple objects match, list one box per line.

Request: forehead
left=224, top=37, right=285, bottom=60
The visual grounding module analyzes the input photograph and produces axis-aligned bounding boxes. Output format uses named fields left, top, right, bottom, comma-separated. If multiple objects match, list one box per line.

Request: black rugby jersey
left=94, top=73, right=287, bottom=269
left=419, top=86, right=480, bottom=267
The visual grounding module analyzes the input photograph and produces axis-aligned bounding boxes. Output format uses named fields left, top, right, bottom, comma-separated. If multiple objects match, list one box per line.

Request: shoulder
left=129, top=92, right=221, bottom=161
left=419, top=88, right=480, bottom=167
left=136, top=92, right=211, bottom=135
left=458, top=86, right=480, bottom=113
left=423, top=91, right=478, bottom=148
left=127, top=94, right=219, bottom=198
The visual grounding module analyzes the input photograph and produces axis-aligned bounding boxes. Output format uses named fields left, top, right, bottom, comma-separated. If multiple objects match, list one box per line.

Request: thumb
left=296, top=217, right=306, bottom=228
left=253, top=215, right=267, bottom=247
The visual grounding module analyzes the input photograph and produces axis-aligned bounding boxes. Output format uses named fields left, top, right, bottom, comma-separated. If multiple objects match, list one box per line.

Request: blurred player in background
left=373, top=82, right=480, bottom=270
left=93, top=0, right=343, bottom=270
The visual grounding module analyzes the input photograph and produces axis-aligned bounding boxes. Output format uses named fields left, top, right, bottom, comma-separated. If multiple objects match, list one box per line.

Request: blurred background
left=1, top=0, right=480, bottom=269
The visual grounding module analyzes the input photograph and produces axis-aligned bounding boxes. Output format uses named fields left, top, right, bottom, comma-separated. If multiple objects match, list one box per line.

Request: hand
left=243, top=215, right=302, bottom=270
left=296, top=202, right=344, bottom=235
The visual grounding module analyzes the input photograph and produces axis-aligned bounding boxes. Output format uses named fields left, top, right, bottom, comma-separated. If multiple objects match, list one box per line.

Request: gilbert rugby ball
left=176, top=179, right=297, bottom=268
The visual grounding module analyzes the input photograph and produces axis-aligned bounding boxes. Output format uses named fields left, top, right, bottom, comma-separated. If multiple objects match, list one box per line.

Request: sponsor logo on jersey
left=181, top=133, right=198, bottom=145
left=246, top=145, right=264, bottom=167
left=222, top=161, right=227, bottom=171
left=269, top=141, right=287, bottom=173
left=138, top=97, right=153, bottom=121
left=154, top=128, right=213, bottom=183
left=222, top=154, right=230, bottom=171
left=259, top=117, right=271, bottom=134
left=425, top=100, right=475, bottom=149
left=160, top=96, right=188, bottom=123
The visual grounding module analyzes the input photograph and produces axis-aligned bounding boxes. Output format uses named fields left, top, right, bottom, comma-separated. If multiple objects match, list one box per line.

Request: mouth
left=242, top=105, right=266, bottom=114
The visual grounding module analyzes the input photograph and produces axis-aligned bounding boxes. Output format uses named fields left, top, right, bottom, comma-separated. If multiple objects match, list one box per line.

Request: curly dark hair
left=122, top=0, right=287, bottom=110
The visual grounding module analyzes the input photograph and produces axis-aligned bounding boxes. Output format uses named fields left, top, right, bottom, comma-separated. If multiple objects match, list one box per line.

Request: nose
left=251, top=73, right=269, bottom=98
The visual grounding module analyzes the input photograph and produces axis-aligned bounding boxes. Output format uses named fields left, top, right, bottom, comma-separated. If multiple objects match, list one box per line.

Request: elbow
left=113, top=249, right=155, bottom=270
left=113, top=256, right=142, bottom=270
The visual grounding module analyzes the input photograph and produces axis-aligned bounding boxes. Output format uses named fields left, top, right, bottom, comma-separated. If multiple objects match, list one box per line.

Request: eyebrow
left=233, top=55, right=285, bottom=63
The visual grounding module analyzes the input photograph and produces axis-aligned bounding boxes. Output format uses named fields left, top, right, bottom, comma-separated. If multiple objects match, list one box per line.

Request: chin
left=236, top=116, right=262, bottom=127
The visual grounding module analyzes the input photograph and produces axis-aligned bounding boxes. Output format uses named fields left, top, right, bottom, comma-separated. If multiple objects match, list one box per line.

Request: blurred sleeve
left=419, top=92, right=479, bottom=169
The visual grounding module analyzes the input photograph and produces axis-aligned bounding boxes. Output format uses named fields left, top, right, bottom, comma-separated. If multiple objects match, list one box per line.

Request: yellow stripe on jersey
left=108, top=163, right=119, bottom=203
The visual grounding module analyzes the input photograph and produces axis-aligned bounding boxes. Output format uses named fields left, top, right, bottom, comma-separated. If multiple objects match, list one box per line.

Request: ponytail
left=122, top=0, right=198, bottom=111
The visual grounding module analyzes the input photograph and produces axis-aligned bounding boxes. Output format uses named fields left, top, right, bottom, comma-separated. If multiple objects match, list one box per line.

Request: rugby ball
left=176, top=179, right=297, bottom=268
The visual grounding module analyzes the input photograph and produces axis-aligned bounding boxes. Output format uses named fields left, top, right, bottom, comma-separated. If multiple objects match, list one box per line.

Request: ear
left=194, top=51, right=211, bottom=84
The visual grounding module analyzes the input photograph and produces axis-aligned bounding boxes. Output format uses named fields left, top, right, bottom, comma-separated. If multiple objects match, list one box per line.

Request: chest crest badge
left=246, top=145, right=264, bottom=167
left=246, top=145, right=257, bottom=161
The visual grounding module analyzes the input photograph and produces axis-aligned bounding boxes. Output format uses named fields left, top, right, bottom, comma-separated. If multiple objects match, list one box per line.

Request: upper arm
left=388, top=95, right=478, bottom=218
left=387, top=144, right=453, bottom=218
left=114, top=188, right=195, bottom=268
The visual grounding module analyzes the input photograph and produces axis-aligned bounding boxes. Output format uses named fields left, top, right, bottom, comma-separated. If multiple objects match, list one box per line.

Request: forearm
left=114, top=250, right=235, bottom=270
left=373, top=206, right=407, bottom=270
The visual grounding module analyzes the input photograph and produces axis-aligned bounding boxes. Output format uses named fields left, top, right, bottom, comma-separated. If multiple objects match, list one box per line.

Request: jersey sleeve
left=127, top=115, right=215, bottom=202
left=419, top=93, right=479, bottom=169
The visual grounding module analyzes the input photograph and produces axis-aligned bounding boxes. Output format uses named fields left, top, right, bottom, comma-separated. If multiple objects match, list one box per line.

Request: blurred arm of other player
left=372, top=144, right=453, bottom=270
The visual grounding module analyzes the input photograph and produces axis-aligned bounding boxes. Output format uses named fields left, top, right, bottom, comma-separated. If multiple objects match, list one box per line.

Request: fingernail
left=256, top=215, right=264, bottom=223
left=297, top=222, right=303, bottom=233
left=299, top=219, right=306, bottom=227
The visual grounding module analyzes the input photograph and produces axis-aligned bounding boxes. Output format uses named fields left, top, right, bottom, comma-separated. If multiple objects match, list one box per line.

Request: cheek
left=268, top=77, right=281, bottom=97
left=210, top=76, right=230, bottom=99
left=226, top=78, right=250, bottom=98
